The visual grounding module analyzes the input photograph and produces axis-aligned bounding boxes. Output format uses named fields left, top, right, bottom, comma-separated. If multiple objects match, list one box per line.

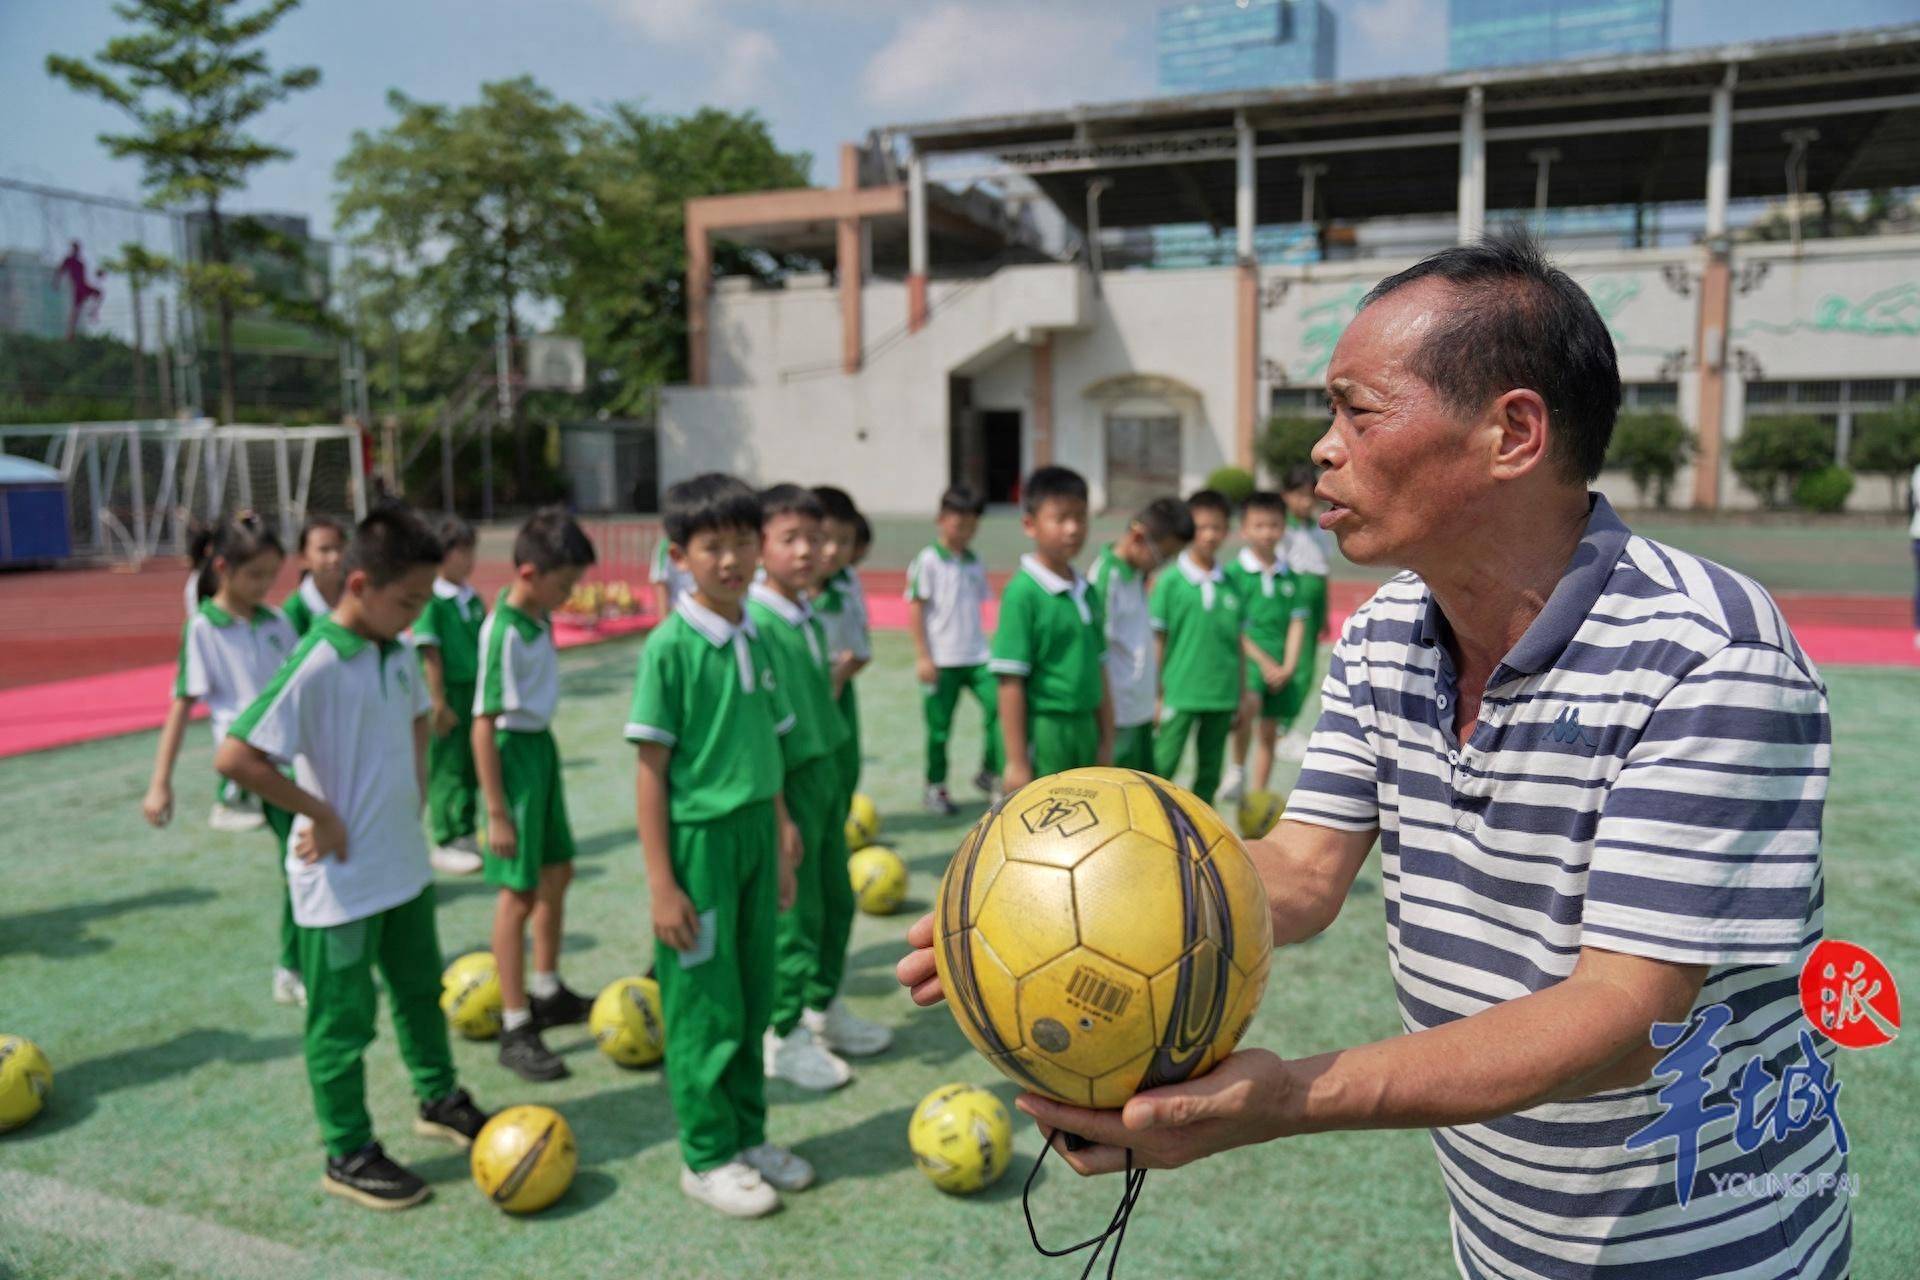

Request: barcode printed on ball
left=1066, top=966, right=1132, bottom=1018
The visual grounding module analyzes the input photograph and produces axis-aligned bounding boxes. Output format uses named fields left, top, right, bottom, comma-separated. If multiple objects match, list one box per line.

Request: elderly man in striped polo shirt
left=899, top=229, right=1848, bottom=1278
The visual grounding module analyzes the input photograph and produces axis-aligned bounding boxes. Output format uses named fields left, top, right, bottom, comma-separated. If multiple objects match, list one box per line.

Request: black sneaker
left=973, top=769, right=1000, bottom=798
left=530, top=982, right=593, bottom=1029
left=323, top=1142, right=430, bottom=1211
left=498, top=1024, right=570, bottom=1082
left=415, top=1087, right=491, bottom=1148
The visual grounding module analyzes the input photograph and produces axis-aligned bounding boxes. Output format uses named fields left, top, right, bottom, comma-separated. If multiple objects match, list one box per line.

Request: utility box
left=0, top=456, right=72, bottom=565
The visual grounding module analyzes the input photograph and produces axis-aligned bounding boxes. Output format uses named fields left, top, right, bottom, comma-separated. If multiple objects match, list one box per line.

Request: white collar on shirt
left=1021, top=553, right=1092, bottom=623
left=1236, top=546, right=1279, bottom=596
left=677, top=595, right=761, bottom=691
left=298, top=574, right=331, bottom=616
left=1178, top=549, right=1223, bottom=608
left=748, top=580, right=812, bottom=627
left=432, top=576, right=477, bottom=604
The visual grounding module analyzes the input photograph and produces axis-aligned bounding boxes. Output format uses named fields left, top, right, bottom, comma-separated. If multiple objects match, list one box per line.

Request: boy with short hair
left=810, top=487, right=870, bottom=798
left=627, top=473, right=812, bottom=1219
left=1275, top=464, right=1332, bottom=762
left=1087, top=496, right=1193, bottom=774
left=217, top=506, right=491, bottom=1211
left=990, top=466, right=1111, bottom=790
left=474, top=508, right=598, bottom=1083
left=412, top=513, right=486, bottom=876
left=907, top=484, right=1002, bottom=813
left=1222, top=491, right=1308, bottom=800
left=1150, top=489, right=1252, bottom=805
left=750, top=485, right=890, bottom=1091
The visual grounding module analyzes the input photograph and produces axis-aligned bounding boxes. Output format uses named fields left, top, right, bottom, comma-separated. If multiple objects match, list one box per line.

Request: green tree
left=47, top=0, right=320, bottom=423
left=335, top=77, right=596, bottom=494
left=1847, top=399, right=1920, bottom=511
left=563, top=105, right=813, bottom=413
left=1257, top=415, right=1328, bottom=480
left=1730, top=416, right=1833, bottom=508
left=99, top=242, right=173, bottom=415
left=1604, top=411, right=1694, bottom=508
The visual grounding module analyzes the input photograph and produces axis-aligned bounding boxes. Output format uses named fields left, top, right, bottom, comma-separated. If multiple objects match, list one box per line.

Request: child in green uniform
left=810, top=487, right=870, bottom=798
left=473, top=508, right=597, bottom=1083
left=908, top=484, right=1002, bottom=813
left=1087, top=496, right=1193, bottom=774
left=1222, top=491, right=1308, bottom=801
left=628, top=473, right=813, bottom=1219
left=990, top=466, right=1112, bottom=788
left=412, top=514, right=486, bottom=876
left=750, top=485, right=892, bottom=1093
left=1151, top=489, right=1252, bottom=805
left=145, top=512, right=303, bottom=1003
left=218, top=506, right=492, bottom=1211
left=279, top=514, right=347, bottom=636
left=1275, top=464, right=1332, bottom=762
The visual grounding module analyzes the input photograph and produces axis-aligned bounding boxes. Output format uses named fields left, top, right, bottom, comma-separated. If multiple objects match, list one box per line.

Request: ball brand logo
left=1020, top=797, right=1099, bottom=838
left=1800, top=940, right=1899, bottom=1050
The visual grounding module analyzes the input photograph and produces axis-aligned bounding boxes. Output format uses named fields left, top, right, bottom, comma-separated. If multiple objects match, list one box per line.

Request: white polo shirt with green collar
left=905, top=541, right=992, bottom=667
left=231, top=618, right=433, bottom=928
left=175, top=598, right=299, bottom=744
left=474, top=590, right=559, bottom=732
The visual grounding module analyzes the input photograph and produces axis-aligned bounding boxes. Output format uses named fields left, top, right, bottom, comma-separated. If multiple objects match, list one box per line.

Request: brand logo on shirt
left=1543, top=707, right=1602, bottom=750
left=1800, top=939, right=1900, bottom=1051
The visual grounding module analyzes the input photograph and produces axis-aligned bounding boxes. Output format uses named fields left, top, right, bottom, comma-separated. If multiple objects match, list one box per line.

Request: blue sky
left=4, top=0, right=1917, bottom=241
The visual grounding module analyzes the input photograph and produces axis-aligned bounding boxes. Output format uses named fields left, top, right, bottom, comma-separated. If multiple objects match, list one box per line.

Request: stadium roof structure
left=876, top=24, right=1920, bottom=234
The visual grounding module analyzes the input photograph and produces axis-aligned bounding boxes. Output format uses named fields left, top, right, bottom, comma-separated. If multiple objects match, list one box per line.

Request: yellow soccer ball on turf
left=1237, top=788, right=1283, bottom=839
left=0, top=1035, right=53, bottom=1133
left=909, top=1083, right=1012, bottom=1194
left=590, top=976, right=665, bottom=1067
left=849, top=845, right=909, bottom=915
left=845, top=792, right=880, bottom=851
left=472, top=1105, right=577, bottom=1214
left=934, top=767, right=1273, bottom=1110
left=441, top=951, right=503, bottom=1040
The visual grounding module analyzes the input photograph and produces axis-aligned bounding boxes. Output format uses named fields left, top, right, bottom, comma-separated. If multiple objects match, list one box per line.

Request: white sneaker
left=740, top=1142, right=814, bottom=1191
left=804, top=999, right=891, bottom=1058
left=1276, top=729, right=1311, bottom=763
left=1217, top=763, right=1245, bottom=804
left=763, top=1025, right=852, bottom=1091
left=680, top=1160, right=780, bottom=1218
left=429, top=845, right=483, bottom=875
left=922, top=785, right=957, bottom=816
left=272, top=966, right=307, bottom=1007
left=209, top=802, right=267, bottom=833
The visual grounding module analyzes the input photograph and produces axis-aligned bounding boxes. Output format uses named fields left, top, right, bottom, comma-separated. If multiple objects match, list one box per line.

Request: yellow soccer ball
left=845, top=792, right=880, bottom=851
left=472, top=1105, right=577, bottom=1214
left=933, top=767, right=1273, bottom=1110
left=0, top=1036, right=53, bottom=1133
left=908, top=1083, right=1012, bottom=1194
left=441, top=951, right=503, bottom=1040
left=1237, top=789, right=1283, bottom=839
left=590, top=976, right=665, bottom=1067
left=849, top=845, right=909, bottom=915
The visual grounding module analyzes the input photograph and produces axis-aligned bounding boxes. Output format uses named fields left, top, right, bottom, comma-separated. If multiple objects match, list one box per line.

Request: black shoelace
left=1023, top=1130, right=1150, bottom=1280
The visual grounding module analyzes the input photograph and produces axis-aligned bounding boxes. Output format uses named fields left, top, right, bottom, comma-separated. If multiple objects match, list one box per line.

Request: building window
left=1742, top=377, right=1915, bottom=465
left=1622, top=382, right=1678, bottom=410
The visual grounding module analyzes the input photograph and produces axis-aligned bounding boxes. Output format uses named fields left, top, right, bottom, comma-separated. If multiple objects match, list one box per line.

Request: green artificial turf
left=1, top=636, right=1915, bottom=1278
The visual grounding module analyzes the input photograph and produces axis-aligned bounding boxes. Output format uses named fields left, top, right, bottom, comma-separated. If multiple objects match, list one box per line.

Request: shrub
left=1256, top=415, right=1326, bottom=480
left=1205, top=466, right=1255, bottom=505
left=1846, top=399, right=1920, bottom=511
left=1730, top=416, right=1832, bottom=508
left=1792, top=465, right=1854, bottom=513
left=1604, top=411, right=1694, bottom=507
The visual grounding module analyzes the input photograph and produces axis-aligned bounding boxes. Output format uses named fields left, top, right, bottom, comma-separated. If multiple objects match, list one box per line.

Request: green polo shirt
left=1150, top=551, right=1246, bottom=713
left=1224, top=547, right=1306, bottom=662
left=987, top=554, right=1106, bottom=715
left=746, top=583, right=848, bottom=774
left=410, top=578, right=487, bottom=684
left=624, top=599, right=794, bottom=825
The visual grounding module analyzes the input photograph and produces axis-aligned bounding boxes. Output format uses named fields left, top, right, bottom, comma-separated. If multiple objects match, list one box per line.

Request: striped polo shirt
left=1283, top=493, right=1847, bottom=1279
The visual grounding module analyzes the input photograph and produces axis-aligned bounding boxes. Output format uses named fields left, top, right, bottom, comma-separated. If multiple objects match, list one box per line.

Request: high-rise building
left=1448, top=0, right=1670, bottom=71
left=1157, top=0, right=1337, bottom=94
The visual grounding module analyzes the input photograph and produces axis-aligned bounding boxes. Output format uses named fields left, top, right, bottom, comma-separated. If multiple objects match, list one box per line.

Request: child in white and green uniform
left=411, top=513, right=485, bottom=874
left=907, top=485, right=1002, bottom=812
left=811, top=487, right=870, bottom=798
left=1276, top=464, right=1332, bottom=761
left=473, top=508, right=597, bottom=1084
left=1223, top=491, right=1309, bottom=800
left=218, top=506, right=492, bottom=1211
left=1087, top=496, right=1193, bottom=774
left=143, top=512, right=302, bottom=1004
left=1150, top=489, right=1250, bottom=805
left=279, top=514, right=347, bottom=636
left=628, top=472, right=817, bottom=1220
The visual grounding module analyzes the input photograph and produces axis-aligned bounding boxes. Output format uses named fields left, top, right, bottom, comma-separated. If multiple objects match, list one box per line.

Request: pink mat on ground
left=1, top=603, right=1912, bottom=761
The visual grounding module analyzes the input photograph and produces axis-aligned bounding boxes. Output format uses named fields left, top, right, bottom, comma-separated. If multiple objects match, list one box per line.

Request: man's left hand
left=1015, top=1049, right=1299, bottom=1174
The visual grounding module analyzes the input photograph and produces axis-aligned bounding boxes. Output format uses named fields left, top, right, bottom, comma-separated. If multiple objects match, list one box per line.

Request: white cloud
left=861, top=3, right=1150, bottom=118
left=1348, top=0, right=1448, bottom=68
left=606, top=0, right=706, bottom=43
left=714, top=29, right=781, bottom=104
left=601, top=0, right=783, bottom=108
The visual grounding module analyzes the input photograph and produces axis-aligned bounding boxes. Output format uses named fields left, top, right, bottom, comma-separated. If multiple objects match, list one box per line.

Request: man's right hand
left=896, top=911, right=945, bottom=1006
left=653, top=883, right=701, bottom=952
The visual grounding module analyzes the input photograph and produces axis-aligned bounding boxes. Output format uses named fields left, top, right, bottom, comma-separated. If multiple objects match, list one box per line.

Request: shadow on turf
left=432, top=863, right=609, bottom=905
left=0, top=886, right=218, bottom=960
left=26, top=1027, right=301, bottom=1138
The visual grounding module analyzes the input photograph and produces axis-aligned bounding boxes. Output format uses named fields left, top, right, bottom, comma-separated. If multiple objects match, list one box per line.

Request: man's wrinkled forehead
left=1327, top=279, right=1450, bottom=395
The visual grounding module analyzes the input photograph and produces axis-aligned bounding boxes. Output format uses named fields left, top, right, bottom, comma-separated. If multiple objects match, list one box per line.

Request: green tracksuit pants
left=921, top=663, right=1004, bottom=785
left=1154, top=708, right=1234, bottom=805
left=426, top=678, right=479, bottom=845
left=772, top=755, right=855, bottom=1035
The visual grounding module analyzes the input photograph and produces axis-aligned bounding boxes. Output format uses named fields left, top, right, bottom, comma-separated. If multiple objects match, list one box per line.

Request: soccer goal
left=0, top=419, right=368, bottom=566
